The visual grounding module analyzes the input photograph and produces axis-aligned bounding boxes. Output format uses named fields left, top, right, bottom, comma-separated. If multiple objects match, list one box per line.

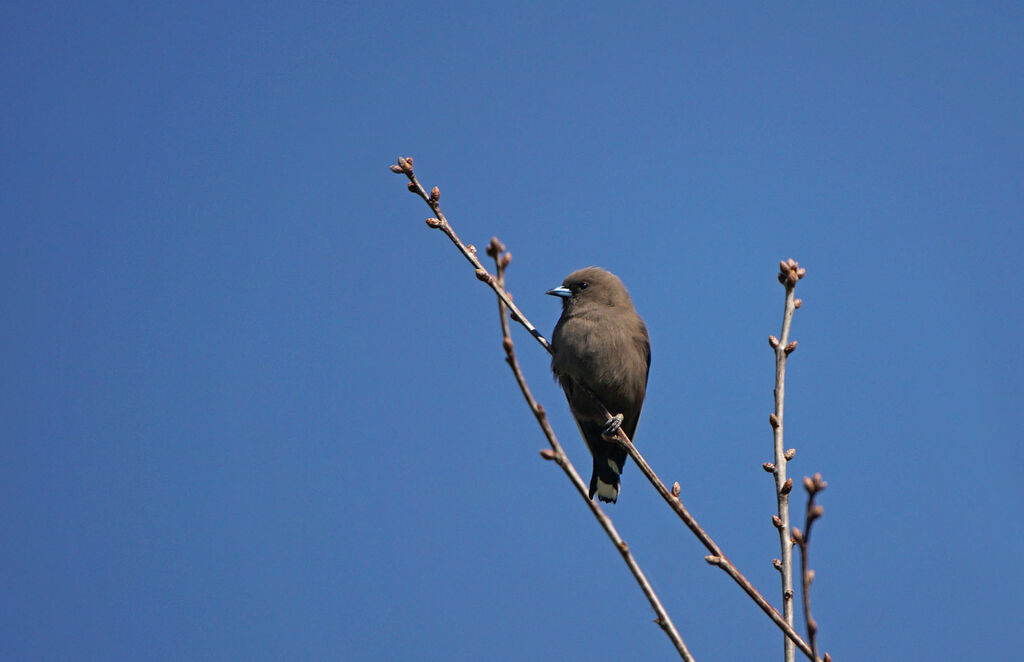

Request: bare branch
left=489, top=241, right=695, bottom=661
left=770, top=258, right=806, bottom=662
left=795, top=474, right=829, bottom=662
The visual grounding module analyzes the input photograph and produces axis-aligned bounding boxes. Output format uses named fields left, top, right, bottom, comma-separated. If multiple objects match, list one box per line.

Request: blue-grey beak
left=546, top=285, right=572, bottom=298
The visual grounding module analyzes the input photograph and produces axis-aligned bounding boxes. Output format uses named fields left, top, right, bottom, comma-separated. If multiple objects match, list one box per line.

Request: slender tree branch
left=486, top=238, right=695, bottom=661
left=768, top=259, right=806, bottom=662
left=793, top=474, right=829, bottom=662
left=392, top=157, right=823, bottom=662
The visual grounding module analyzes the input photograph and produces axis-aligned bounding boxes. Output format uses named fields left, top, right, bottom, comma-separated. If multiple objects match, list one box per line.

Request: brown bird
left=548, top=267, right=650, bottom=503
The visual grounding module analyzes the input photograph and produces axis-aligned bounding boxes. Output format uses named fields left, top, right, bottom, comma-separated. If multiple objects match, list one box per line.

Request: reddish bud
left=425, top=217, right=442, bottom=228
left=769, top=335, right=780, bottom=348
left=785, top=448, right=796, bottom=460
left=389, top=164, right=404, bottom=173
left=804, top=476, right=815, bottom=493
left=781, top=477, right=793, bottom=494
left=500, top=253, right=512, bottom=269
left=797, top=267, right=806, bottom=279
left=763, top=462, right=775, bottom=473
left=502, top=338, right=514, bottom=353
left=475, top=269, right=490, bottom=283
left=794, top=298, right=803, bottom=309
left=772, top=515, right=784, bottom=529
left=429, top=186, right=440, bottom=202
left=704, top=555, right=722, bottom=565
left=671, top=481, right=681, bottom=497
left=467, top=244, right=477, bottom=255
left=539, top=449, right=556, bottom=461
left=407, top=182, right=417, bottom=193
left=792, top=527, right=804, bottom=544
left=772, top=558, right=783, bottom=571
left=769, top=413, right=780, bottom=428
left=785, top=340, right=798, bottom=354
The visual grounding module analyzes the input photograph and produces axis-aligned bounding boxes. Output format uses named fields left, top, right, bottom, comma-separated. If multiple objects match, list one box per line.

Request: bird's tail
left=589, top=446, right=626, bottom=503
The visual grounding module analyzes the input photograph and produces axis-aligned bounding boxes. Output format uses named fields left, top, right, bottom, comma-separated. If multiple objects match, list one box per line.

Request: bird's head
left=547, top=267, right=633, bottom=311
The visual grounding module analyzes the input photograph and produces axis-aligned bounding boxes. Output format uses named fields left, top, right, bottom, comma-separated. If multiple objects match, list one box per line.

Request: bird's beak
left=546, top=285, right=572, bottom=298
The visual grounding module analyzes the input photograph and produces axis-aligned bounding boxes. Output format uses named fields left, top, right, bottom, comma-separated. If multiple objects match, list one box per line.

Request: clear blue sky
left=2, top=2, right=1022, bottom=660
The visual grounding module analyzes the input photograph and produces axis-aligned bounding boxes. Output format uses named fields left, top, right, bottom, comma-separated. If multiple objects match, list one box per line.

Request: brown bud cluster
left=486, top=236, right=506, bottom=258
left=777, top=258, right=807, bottom=286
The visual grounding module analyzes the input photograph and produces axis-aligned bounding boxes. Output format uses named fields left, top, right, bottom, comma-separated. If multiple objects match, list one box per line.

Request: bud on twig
left=429, top=186, right=440, bottom=202
left=763, top=462, right=775, bottom=473
left=502, top=338, right=514, bottom=353
left=804, top=476, right=815, bottom=493
left=425, top=217, right=442, bottom=228
left=769, top=413, right=780, bottom=428
left=794, top=298, right=803, bottom=309
left=475, top=269, right=491, bottom=283
left=390, top=164, right=404, bottom=173
left=769, top=335, right=780, bottom=348
left=772, top=558, right=783, bottom=571
left=811, top=505, right=824, bottom=519
left=539, top=449, right=557, bottom=461
left=781, top=478, right=793, bottom=494
left=772, top=515, right=784, bottom=529
left=704, top=555, right=722, bottom=566
left=792, top=528, right=804, bottom=544
left=671, top=482, right=681, bottom=497
left=785, top=448, right=796, bottom=460
left=467, top=244, right=477, bottom=255
left=407, top=182, right=417, bottom=193
left=500, top=253, right=512, bottom=269
left=785, top=341, right=798, bottom=354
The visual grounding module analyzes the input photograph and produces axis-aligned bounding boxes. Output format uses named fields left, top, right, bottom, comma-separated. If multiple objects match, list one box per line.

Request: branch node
left=617, top=541, right=629, bottom=553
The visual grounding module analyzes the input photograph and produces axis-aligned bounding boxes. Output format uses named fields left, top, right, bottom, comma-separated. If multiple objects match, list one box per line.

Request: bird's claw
left=602, top=414, right=624, bottom=440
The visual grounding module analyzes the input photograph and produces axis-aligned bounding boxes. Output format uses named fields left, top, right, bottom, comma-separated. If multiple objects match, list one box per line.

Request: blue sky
left=2, top=2, right=1022, bottom=660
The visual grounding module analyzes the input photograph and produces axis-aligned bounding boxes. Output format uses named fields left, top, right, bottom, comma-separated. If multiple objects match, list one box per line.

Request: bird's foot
left=601, top=414, right=625, bottom=441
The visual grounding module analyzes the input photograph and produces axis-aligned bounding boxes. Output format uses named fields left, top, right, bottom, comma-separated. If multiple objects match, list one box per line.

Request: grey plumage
left=548, top=267, right=650, bottom=503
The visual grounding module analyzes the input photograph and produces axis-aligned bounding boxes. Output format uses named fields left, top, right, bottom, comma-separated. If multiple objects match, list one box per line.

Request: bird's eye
left=578, top=282, right=589, bottom=290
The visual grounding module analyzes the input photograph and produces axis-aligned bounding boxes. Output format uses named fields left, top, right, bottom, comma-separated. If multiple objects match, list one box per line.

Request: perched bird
left=547, top=267, right=650, bottom=503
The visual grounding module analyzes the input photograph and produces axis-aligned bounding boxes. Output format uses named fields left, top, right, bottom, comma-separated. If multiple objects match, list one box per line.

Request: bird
left=547, top=267, right=650, bottom=503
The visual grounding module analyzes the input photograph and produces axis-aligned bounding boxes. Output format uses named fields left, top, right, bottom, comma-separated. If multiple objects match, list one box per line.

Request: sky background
left=2, top=2, right=1022, bottom=660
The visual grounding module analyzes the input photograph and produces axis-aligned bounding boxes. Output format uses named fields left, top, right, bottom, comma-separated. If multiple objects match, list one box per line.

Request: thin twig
left=794, top=474, right=829, bottom=662
left=392, top=157, right=822, bottom=662
left=488, top=239, right=695, bottom=661
left=768, top=259, right=806, bottom=662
